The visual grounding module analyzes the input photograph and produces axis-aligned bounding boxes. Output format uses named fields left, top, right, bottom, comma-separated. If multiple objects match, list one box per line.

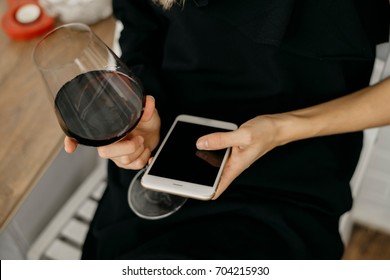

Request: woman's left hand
left=196, top=115, right=283, bottom=199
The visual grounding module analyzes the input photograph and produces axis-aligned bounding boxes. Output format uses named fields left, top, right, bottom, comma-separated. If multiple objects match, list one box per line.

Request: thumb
left=140, top=95, right=156, bottom=123
left=196, top=130, right=242, bottom=150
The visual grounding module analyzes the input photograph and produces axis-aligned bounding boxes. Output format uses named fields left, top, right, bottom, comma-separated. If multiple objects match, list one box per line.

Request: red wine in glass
left=54, top=70, right=144, bottom=146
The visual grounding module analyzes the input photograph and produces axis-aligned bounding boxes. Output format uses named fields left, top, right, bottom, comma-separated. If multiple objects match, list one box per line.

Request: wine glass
left=128, top=168, right=187, bottom=220
left=32, top=23, right=186, bottom=219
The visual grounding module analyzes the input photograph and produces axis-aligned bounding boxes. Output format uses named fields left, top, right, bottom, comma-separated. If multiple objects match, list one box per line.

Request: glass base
left=128, top=168, right=187, bottom=220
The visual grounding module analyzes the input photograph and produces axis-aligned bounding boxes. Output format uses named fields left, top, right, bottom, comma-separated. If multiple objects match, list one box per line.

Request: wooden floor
left=343, top=223, right=390, bottom=260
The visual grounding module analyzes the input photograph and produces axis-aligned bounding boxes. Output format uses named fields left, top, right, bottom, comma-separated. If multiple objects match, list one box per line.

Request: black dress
left=81, top=0, right=390, bottom=259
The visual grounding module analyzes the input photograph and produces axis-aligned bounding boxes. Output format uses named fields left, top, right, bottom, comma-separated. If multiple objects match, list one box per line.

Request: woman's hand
left=195, top=79, right=390, bottom=200
left=196, top=115, right=284, bottom=199
left=64, top=95, right=161, bottom=170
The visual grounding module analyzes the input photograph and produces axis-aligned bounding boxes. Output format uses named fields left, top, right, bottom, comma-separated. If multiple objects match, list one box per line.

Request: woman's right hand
left=64, top=95, right=161, bottom=170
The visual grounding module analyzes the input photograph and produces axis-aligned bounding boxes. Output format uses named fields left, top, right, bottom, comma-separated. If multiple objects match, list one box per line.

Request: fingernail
left=148, top=95, right=155, bottom=102
left=196, top=139, right=208, bottom=149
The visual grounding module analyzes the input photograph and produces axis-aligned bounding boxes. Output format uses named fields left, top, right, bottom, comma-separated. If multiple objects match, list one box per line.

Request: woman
left=66, top=0, right=390, bottom=259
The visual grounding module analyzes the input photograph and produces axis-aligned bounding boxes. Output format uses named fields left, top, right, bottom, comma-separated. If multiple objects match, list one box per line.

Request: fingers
left=97, top=136, right=144, bottom=159
left=64, top=137, right=78, bottom=153
left=63, top=95, right=158, bottom=170
left=211, top=148, right=244, bottom=200
left=112, top=146, right=151, bottom=170
left=196, top=129, right=249, bottom=151
left=196, top=129, right=249, bottom=200
left=97, top=135, right=150, bottom=170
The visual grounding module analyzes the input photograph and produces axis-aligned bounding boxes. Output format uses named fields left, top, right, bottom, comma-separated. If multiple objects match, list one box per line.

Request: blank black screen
left=149, top=121, right=230, bottom=186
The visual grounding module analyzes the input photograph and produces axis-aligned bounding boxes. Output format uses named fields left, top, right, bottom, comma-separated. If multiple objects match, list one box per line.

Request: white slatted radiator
left=27, top=160, right=107, bottom=260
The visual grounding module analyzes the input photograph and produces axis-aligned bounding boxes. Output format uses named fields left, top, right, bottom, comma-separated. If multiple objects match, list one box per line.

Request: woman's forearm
left=272, top=77, right=390, bottom=146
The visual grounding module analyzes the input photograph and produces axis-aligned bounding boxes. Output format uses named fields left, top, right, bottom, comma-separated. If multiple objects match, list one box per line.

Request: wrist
left=265, top=112, right=317, bottom=147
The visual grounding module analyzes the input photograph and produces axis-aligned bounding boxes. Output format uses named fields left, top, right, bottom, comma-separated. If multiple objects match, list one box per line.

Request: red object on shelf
left=2, top=0, right=55, bottom=40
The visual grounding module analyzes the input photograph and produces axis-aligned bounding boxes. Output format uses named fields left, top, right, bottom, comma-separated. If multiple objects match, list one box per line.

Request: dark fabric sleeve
left=113, top=0, right=168, bottom=119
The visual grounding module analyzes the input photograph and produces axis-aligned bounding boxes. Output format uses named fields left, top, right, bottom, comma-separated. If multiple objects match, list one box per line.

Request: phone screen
left=148, top=121, right=231, bottom=186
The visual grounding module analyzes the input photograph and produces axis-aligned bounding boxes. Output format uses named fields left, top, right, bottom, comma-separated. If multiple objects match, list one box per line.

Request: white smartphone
left=141, top=114, right=238, bottom=200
